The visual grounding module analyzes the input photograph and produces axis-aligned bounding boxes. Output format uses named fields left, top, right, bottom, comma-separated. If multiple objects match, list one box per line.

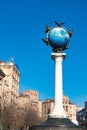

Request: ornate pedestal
left=30, top=118, right=86, bottom=130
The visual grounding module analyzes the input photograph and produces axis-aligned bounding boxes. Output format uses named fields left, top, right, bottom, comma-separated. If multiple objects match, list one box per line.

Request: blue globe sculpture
left=42, top=22, right=72, bottom=52
left=48, top=27, right=70, bottom=50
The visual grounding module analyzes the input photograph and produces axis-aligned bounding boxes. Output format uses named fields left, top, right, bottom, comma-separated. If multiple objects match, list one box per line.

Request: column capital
left=51, top=53, right=66, bottom=60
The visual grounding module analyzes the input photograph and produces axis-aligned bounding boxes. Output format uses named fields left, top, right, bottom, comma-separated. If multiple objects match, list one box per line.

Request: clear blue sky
left=0, top=0, right=87, bottom=107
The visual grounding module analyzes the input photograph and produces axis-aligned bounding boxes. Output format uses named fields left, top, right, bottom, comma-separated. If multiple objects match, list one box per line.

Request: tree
left=28, top=108, right=42, bottom=128
left=1, top=105, right=12, bottom=130
left=15, top=104, right=42, bottom=130
left=1, top=103, right=42, bottom=130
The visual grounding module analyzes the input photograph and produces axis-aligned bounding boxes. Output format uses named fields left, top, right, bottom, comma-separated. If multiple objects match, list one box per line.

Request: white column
left=49, top=53, right=68, bottom=118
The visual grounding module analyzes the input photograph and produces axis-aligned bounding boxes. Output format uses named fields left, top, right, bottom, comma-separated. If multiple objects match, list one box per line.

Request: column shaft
left=49, top=53, right=67, bottom=118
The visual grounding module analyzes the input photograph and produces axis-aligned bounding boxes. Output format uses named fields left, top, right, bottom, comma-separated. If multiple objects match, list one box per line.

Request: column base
left=48, top=106, right=68, bottom=118
left=30, top=118, right=86, bottom=130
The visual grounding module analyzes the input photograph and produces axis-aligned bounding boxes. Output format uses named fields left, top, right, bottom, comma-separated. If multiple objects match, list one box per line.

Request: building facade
left=0, top=60, right=20, bottom=106
left=68, top=101, right=76, bottom=122
left=0, top=69, right=6, bottom=113
left=76, top=105, right=83, bottom=113
left=77, top=102, right=87, bottom=127
left=42, top=99, right=54, bottom=119
left=17, top=90, right=42, bottom=118
left=85, top=102, right=87, bottom=109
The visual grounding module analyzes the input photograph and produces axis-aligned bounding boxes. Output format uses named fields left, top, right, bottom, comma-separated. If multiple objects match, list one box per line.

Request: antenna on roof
left=9, top=57, right=14, bottom=63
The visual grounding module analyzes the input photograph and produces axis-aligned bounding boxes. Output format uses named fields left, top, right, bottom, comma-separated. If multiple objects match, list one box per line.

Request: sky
left=0, top=0, right=87, bottom=107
